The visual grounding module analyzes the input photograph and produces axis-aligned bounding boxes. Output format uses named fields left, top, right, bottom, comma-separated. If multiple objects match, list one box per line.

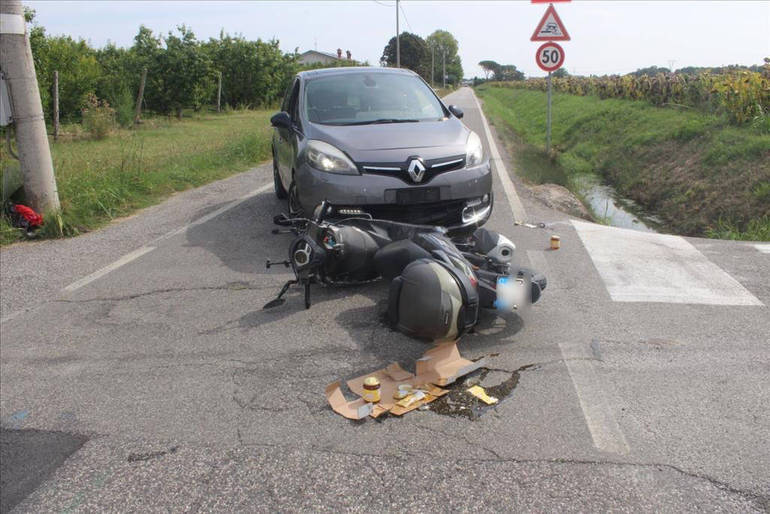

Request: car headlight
left=465, top=131, right=483, bottom=167
left=305, top=140, right=358, bottom=175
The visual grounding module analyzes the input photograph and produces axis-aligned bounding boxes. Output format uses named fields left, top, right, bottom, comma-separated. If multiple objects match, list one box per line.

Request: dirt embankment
left=529, top=184, right=592, bottom=220
left=607, top=139, right=770, bottom=237
left=476, top=87, right=770, bottom=239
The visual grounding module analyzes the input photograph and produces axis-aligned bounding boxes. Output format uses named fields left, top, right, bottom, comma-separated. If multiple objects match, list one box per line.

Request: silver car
left=270, top=67, right=492, bottom=232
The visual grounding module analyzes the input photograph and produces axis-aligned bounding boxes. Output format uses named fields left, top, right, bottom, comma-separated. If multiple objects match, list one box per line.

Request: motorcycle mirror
left=262, top=297, right=286, bottom=309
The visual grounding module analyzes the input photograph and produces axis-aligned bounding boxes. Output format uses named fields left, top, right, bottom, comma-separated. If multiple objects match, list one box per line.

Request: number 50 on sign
left=536, top=42, right=565, bottom=73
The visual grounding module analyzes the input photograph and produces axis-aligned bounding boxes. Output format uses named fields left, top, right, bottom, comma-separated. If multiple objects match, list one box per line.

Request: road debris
left=467, top=385, right=499, bottom=405
left=430, top=363, right=540, bottom=420
left=362, top=376, right=381, bottom=403
left=325, top=381, right=373, bottom=420
left=4, top=203, right=44, bottom=236
left=127, top=446, right=178, bottom=463
left=326, top=341, right=487, bottom=419
left=550, top=235, right=561, bottom=250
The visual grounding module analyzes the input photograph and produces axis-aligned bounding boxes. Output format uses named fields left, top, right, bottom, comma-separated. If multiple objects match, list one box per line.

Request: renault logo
left=407, top=158, right=426, bottom=183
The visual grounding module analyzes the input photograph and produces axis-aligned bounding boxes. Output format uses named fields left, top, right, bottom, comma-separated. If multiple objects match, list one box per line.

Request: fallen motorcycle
left=264, top=201, right=547, bottom=341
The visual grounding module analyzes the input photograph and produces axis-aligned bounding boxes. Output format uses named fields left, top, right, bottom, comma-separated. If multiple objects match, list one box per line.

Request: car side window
left=281, top=78, right=296, bottom=113
left=288, top=81, right=301, bottom=122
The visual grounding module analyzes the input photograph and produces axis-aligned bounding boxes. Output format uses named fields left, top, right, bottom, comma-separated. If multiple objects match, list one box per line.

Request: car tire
left=273, top=155, right=287, bottom=199
left=288, top=181, right=304, bottom=217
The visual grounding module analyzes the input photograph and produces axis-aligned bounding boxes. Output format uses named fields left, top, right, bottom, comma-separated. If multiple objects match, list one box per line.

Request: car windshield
left=304, top=72, right=446, bottom=125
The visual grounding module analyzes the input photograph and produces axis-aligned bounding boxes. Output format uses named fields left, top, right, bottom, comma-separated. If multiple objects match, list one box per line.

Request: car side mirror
left=448, top=105, right=464, bottom=119
left=270, top=111, right=292, bottom=129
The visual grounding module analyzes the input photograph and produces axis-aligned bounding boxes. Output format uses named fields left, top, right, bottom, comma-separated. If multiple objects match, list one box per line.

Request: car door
left=275, top=79, right=301, bottom=187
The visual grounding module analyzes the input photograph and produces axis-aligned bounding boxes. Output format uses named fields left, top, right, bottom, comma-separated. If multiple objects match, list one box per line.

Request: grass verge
left=1, top=110, right=273, bottom=245
left=476, top=85, right=770, bottom=240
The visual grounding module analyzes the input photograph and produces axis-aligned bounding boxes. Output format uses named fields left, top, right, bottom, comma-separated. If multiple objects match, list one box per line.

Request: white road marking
left=573, top=220, right=763, bottom=305
left=462, top=88, right=630, bottom=454
left=62, top=182, right=272, bottom=294
left=559, top=341, right=630, bottom=455
left=62, top=246, right=156, bottom=293
left=754, top=244, right=770, bottom=254
left=469, top=89, right=527, bottom=222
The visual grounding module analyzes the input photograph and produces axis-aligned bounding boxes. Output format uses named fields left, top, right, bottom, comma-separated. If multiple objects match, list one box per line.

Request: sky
left=26, top=1, right=770, bottom=78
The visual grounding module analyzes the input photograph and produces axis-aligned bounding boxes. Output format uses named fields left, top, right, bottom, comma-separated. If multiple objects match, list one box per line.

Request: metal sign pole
left=546, top=71, right=552, bottom=153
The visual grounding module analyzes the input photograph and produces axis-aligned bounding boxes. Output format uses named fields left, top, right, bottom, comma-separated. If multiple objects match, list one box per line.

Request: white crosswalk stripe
left=573, top=220, right=763, bottom=306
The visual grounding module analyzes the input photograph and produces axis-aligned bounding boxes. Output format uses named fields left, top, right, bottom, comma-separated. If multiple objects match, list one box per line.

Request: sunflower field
left=489, top=59, right=769, bottom=127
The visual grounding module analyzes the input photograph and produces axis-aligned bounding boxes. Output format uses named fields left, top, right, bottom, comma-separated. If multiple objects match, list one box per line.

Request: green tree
left=478, top=60, right=501, bottom=81
left=203, top=32, right=297, bottom=108
left=94, top=44, right=135, bottom=126
left=128, top=25, right=164, bottom=113
left=381, top=32, right=429, bottom=79
left=499, top=64, right=525, bottom=81
left=426, top=30, right=463, bottom=86
left=29, top=28, right=101, bottom=121
left=552, top=67, right=569, bottom=78
left=158, top=26, right=214, bottom=118
left=629, top=65, right=671, bottom=77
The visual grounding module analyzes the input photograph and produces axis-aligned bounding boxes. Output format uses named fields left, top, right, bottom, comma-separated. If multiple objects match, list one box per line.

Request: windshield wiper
left=341, top=118, right=420, bottom=126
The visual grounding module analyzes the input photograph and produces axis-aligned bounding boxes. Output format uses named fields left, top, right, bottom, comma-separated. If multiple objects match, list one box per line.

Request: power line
left=399, top=2, right=413, bottom=32
left=372, top=0, right=393, bottom=6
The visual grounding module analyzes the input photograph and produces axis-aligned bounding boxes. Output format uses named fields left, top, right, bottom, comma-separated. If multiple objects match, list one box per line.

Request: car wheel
left=288, top=181, right=304, bottom=217
left=273, top=155, right=287, bottom=199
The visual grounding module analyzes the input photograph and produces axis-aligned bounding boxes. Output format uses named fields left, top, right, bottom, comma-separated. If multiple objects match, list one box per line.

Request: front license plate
left=395, top=187, right=440, bottom=204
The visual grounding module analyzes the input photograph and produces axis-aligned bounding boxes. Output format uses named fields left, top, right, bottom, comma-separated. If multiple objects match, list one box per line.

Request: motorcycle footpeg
left=265, top=259, right=291, bottom=269
left=273, top=213, right=293, bottom=226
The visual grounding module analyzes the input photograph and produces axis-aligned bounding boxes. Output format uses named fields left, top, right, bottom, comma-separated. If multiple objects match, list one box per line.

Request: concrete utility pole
left=442, top=49, right=446, bottom=88
left=52, top=70, right=59, bottom=140
left=395, top=0, right=400, bottom=68
left=216, top=71, right=222, bottom=113
left=133, top=67, right=147, bottom=125
left=431, top=45, right=435, bottom=86
left=0, top=0, right=60, bottom=213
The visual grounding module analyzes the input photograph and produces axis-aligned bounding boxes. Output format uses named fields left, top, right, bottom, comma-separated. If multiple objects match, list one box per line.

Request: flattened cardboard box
left=326, top=341, right=486, bottom=419
left=325, top=381, right=373, bottom=420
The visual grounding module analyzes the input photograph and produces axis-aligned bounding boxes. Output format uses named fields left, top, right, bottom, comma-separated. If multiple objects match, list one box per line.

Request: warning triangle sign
left=531, top=4, right=571, bottom=41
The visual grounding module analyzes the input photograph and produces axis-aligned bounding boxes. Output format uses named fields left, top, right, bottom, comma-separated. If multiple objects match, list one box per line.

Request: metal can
left=550, top=235, right=561, bottom=250
left=362, top=376, right=381, bottom=403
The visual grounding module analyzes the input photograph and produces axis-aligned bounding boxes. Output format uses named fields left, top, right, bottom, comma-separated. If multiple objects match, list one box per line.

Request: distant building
left=298, top=48, right=356, bottom=66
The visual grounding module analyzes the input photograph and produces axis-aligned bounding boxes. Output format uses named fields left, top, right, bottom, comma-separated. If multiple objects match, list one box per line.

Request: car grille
left=356, top=199, right=466, bottom=227
left=358, top=154, right=465, bottom=184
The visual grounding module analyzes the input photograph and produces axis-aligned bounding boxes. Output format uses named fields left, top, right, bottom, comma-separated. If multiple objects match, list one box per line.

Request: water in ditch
left=572, top=174, right=663, bottom=233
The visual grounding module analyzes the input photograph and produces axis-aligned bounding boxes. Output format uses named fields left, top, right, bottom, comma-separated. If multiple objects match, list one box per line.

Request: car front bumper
left=295, top=160, right=493, bottom=230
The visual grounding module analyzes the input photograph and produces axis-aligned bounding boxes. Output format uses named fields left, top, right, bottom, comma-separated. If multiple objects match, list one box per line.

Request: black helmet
left=387, top=258, right=479, bottom=341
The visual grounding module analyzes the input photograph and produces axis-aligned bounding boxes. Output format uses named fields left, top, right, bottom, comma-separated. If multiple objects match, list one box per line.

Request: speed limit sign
left=535, top=42, right=565, bottom=73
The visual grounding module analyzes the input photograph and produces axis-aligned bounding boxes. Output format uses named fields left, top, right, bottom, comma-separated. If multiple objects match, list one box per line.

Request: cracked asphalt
left=1, top=88, right=768, bottom=512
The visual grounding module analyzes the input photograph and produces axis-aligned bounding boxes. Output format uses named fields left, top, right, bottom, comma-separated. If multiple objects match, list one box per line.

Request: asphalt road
left=1, top=87, right=768, bottom=512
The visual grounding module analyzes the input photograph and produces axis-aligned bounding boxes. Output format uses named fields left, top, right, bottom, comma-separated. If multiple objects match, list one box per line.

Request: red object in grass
left=13, top=204, right=44, bottom=228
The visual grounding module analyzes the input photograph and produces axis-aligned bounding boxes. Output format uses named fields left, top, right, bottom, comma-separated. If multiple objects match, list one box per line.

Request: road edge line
left=62, top=246, right=157, bottom=293
left=62, top=182, right=272, bottom=294
left=470, top=89, right=527, bottom=222
left=559, top=341, right=631, bottom=455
